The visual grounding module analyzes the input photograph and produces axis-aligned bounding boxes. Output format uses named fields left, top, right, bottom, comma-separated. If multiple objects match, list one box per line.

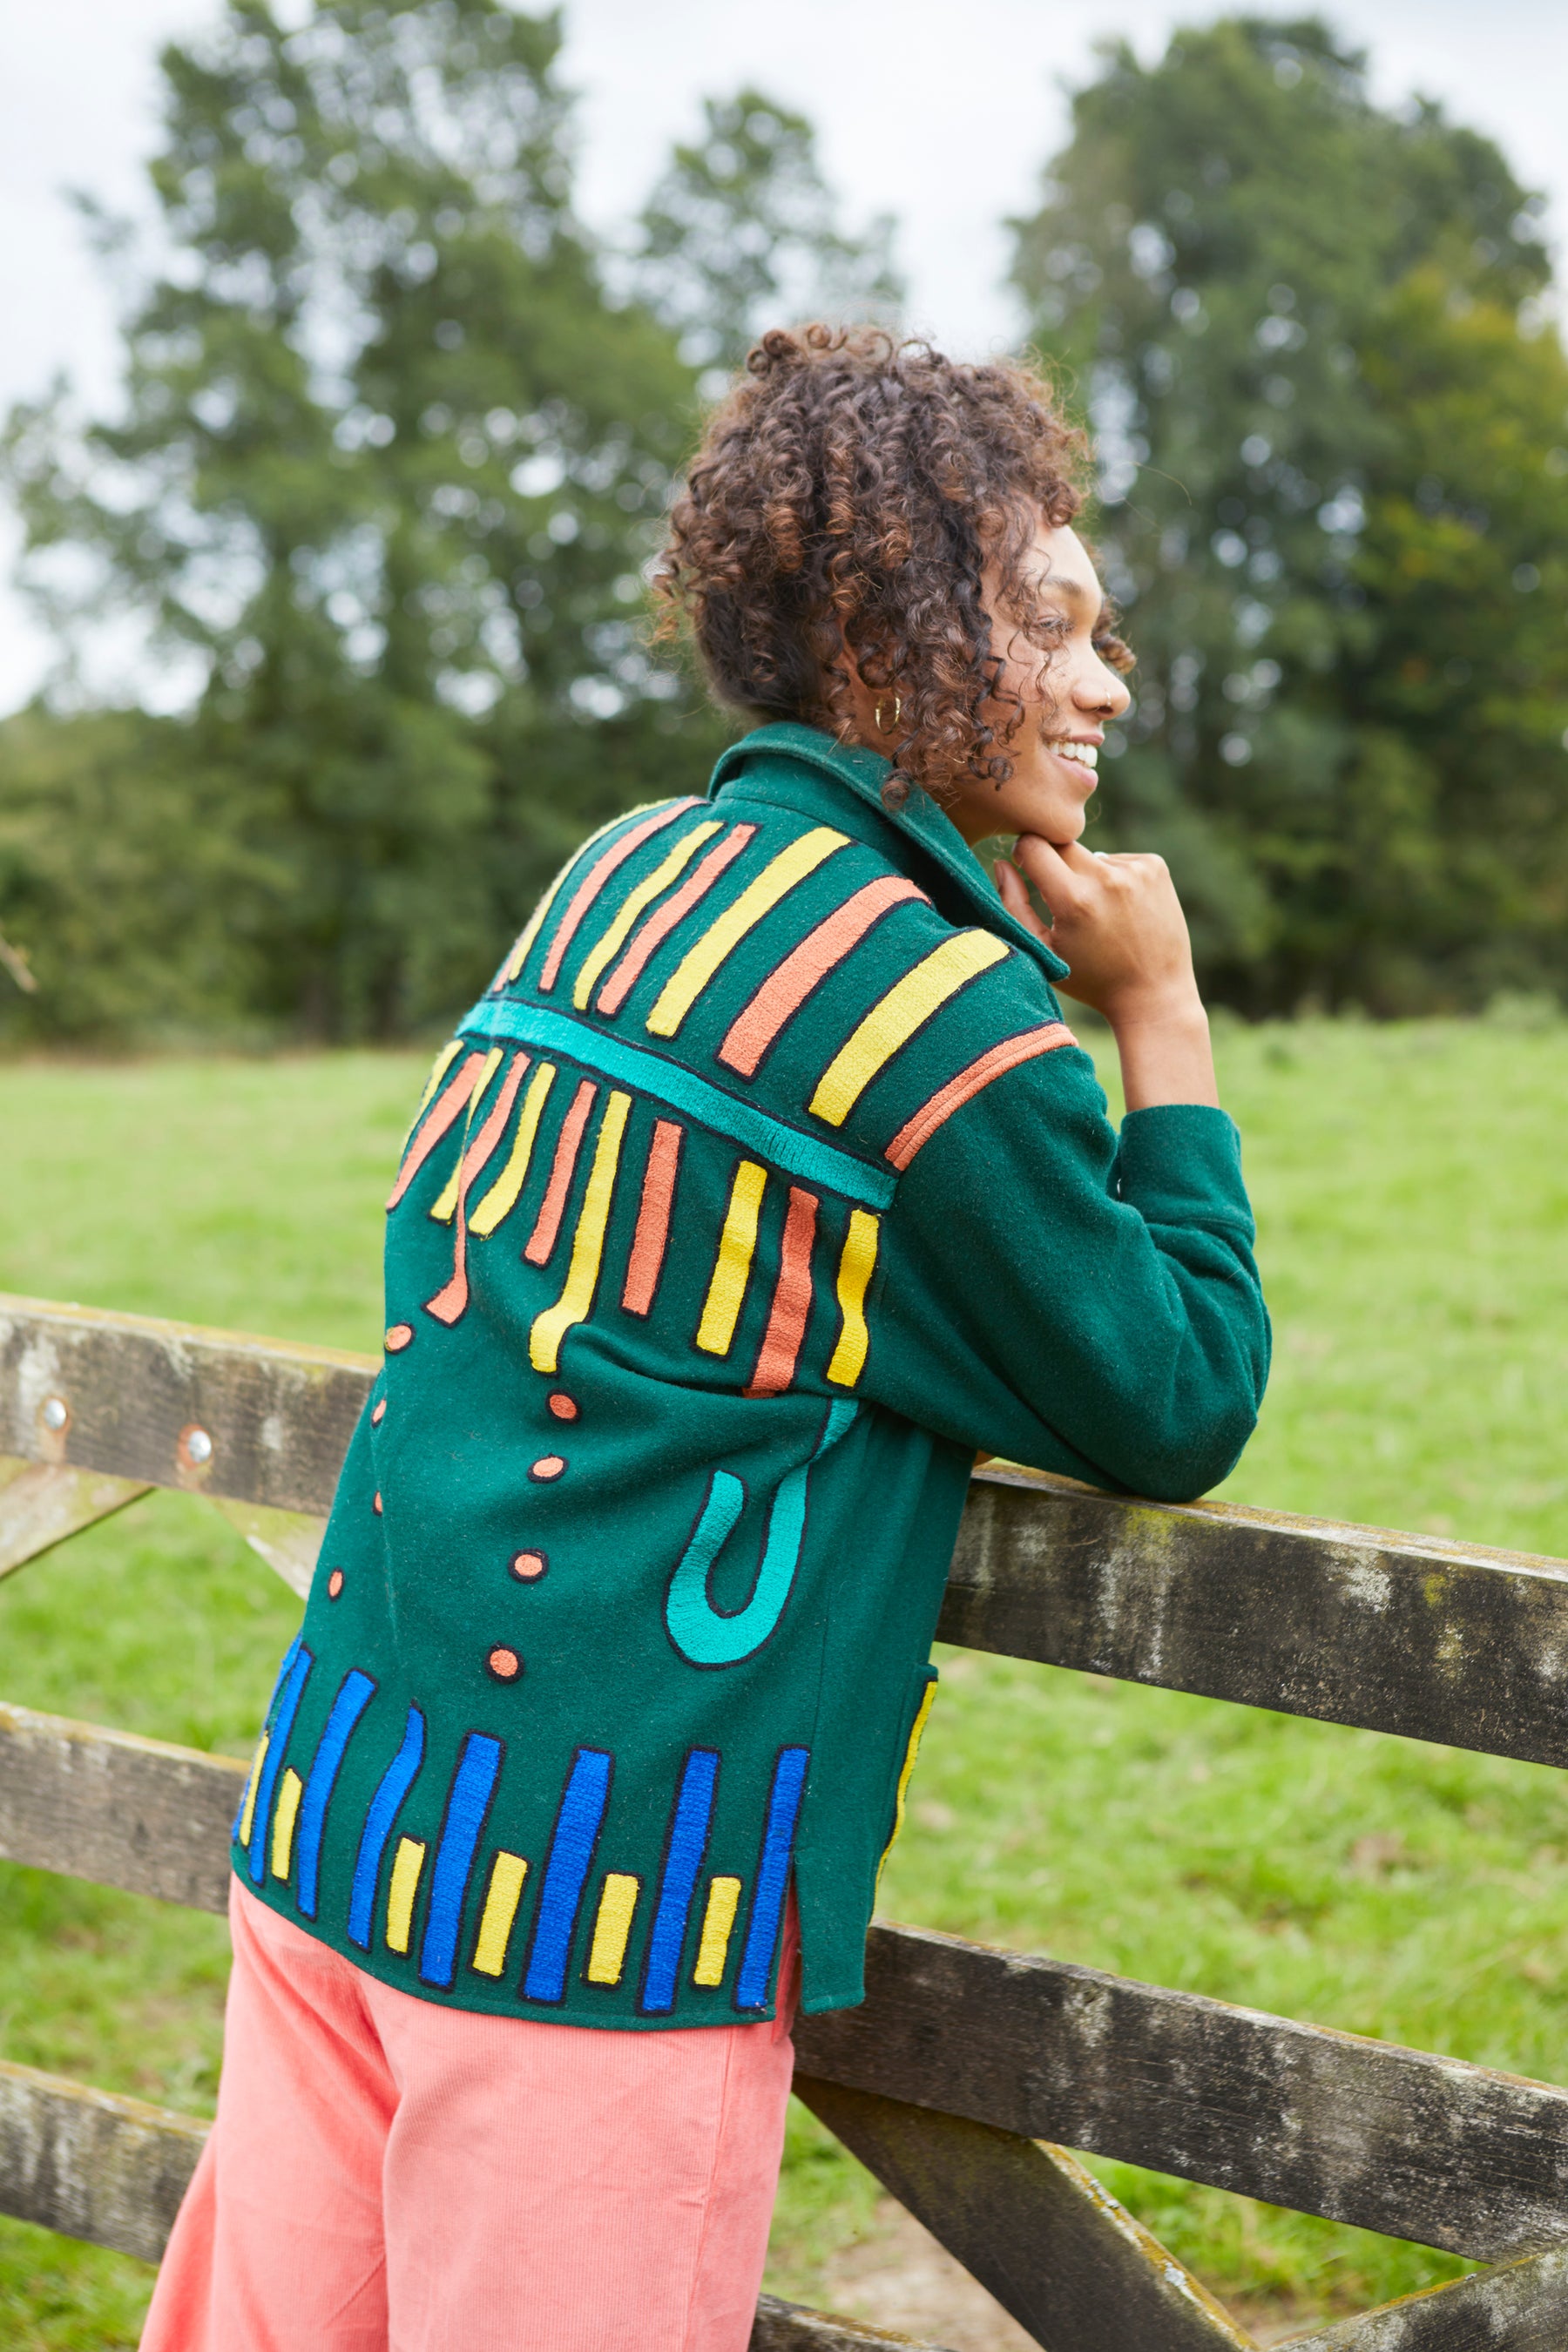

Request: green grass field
left=2, top=1013, right=1566, bottom=2344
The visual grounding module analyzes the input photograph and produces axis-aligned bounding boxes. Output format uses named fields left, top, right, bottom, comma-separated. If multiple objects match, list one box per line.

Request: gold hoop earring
left=873, top=693, right=902, bottom=734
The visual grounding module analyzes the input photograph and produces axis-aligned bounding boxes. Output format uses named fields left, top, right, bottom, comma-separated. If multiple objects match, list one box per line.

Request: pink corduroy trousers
left=139, top=1879, right=797, bottom=2352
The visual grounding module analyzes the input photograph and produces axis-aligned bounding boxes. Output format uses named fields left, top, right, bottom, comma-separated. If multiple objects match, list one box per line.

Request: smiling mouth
left=1048, top=740, right=1099, bottom=774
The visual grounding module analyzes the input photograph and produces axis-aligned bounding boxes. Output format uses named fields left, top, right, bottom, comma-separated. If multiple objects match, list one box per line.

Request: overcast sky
left=3, top=0, right=1566, bottom=713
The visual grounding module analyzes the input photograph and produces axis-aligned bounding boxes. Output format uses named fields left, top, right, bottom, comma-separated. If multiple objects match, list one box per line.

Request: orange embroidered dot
left=487, top=1646, right=523, bottom=1680
left=510, top=1550, right=548, bottom=1580
left=531, top=1455, right=566, bottom=1482
left=327, top=1570, right=345, bottom=1599
left=371, top=1398, right=387, bottom=1425
left=373, top=1492, right=383, bottom=1515
left=384, top=1323, right=414, bottom=1352
left=547, top=1393, right=578, bottom=1422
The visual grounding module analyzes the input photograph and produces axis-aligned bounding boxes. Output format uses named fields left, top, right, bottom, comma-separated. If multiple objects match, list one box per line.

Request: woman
left=143, top=325, right=1267, bottom=2352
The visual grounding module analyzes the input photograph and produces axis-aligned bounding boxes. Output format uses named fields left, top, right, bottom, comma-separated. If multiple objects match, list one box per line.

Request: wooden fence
left=4, top=1287, right=1568, bottom=2348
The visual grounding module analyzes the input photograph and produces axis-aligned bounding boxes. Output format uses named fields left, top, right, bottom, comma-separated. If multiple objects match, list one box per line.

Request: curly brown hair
left=652, top=324, right=1130, bottom=808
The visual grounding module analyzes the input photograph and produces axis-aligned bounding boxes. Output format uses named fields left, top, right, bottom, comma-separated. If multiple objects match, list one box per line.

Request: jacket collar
left=706, top=721, right=1070, bottom=983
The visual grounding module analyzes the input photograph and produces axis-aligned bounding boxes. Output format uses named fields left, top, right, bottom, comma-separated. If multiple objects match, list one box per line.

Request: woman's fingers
left=1011, top=833, right=1085, bottom=918
left=993, top=855, right=1051, bottom=942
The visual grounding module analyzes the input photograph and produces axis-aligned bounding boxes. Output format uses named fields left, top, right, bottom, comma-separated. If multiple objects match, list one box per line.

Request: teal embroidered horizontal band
left=461, top=998, right=898, bottom=1209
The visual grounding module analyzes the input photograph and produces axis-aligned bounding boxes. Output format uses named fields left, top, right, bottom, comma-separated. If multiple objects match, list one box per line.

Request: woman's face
left=941, top=517, right=1132, bottom=849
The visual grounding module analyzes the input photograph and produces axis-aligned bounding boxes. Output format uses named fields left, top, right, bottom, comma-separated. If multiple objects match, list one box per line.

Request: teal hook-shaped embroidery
left=665, top=1401, right=858, bottom=1667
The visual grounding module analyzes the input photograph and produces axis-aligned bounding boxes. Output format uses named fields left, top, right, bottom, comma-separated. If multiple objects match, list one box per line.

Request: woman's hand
left=996, top=835, right=1220, bottom=1111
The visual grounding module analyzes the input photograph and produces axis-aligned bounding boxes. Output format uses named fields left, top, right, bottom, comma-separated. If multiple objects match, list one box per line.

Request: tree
left=4, top=0, right=702, bottom=1037
left=1011, top=15, right=1568, bottom=1011
left=0, top=707, right=273, bottom=1041
left=634, top=90, right=902, bottom=375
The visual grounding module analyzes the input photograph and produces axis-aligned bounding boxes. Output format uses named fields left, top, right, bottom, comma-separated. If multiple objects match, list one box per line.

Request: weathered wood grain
left=1301, top=2247, right=1568, bottom=2347
left=0, top=2058, right=207, bottom=2266
left=210, top=1497, right=325, bottom=1598
left=0, top=1294, right=373, bottom=1516
left=751, top=2297, right=956, bottom=2350
left=943, top=1466, right=1568, bottom=1770
left=0, top=1702, right=246, bottom=1913
left=796, top=2077, right=1255, bottom=2350
left=0, top=1455, right=150, bottom=1578
left=10, top=1299, right=1568, bottom=1768
left=795, top=1923, right=1568, bottom=2263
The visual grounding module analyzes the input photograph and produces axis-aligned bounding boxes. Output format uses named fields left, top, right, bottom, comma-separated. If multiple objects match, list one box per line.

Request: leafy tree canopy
left=635, top=89, right=902, bottom=374
left=3, top=6, right=882, bottom=1039
left=1012, top=14, right=1568, bottom=1011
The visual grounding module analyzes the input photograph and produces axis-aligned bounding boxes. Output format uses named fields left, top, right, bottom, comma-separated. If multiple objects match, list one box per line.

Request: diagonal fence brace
left=795, top=2073, right=1257, bottom=2352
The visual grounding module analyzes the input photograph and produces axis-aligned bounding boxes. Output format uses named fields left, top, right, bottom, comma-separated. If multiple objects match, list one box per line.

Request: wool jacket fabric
left=233, top=721, right=1270, bottom=2030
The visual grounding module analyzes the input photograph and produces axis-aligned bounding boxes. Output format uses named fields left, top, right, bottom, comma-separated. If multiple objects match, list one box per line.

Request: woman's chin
left=1016, top=796, right=1089, bottom=846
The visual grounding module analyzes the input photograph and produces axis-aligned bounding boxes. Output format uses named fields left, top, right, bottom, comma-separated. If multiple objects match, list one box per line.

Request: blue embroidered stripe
left=245, top=1642, right=313, bottom=1886
left=639, top=1748, right=720, bottom=2015
left=419, top=1732, right=504, bottom=1990
left=459, top=998, right=896, bottom=1211
left=348, top=1707, right=426, bottom=1950
left=735, top=1746, right=810, bottom=2011
left=233, top=1633, right=301, bottom=1841
left=294, top=1668, right=376, bottom=1921
left=523, top=1748, right=613, bottom=2004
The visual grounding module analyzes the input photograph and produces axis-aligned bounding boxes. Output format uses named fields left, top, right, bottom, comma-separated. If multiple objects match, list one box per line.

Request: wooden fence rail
left=3, top=1290, right=1568, bottom=2349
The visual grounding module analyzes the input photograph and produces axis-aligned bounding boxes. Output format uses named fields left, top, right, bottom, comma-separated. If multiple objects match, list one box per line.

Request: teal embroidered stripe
left=460, top=998, right=897, bottom=1210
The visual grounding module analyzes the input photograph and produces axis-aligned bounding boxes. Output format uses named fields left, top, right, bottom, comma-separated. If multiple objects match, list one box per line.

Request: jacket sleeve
left=858, top=1039, right=1271, bottom=1501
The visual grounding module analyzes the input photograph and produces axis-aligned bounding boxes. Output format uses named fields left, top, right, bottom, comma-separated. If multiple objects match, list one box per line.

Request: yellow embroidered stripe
left=571, top=821, right=722, bottom=1010
left=400, top=1037, right=463, bottom=1150
left=585, top=1873, right=641, bottom=1986
left=386, top=1836, right=427, bottom=1955
left=237, top=1731, right=268, bottom=1850
left=877, top=1678, right=938, bottom=1887
left=429, top=1046, right=504, bottom=1222
left=808, top=931, right=1010, bottom=1127
left=269, top=1767, right=303, bottom=1882
left=645, top=827, right=848, bottom=1038
left=470, top=1852, right=529, bottom=1977
left=693, top=1876, right=742, bottom=1988
left=501, top=807, right=645, bottom=984
left=696, top=1160, right=767, bottom=1355
left=529, top=1090, right=632, bottom=1373
left=826, top=1209, right=879, bottom=1387
left=469, top=1061, right=556, bottom=1237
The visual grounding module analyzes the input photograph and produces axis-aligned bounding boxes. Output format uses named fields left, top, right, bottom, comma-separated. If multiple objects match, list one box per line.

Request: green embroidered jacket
left=233, top=723, right=1270, bottom=2027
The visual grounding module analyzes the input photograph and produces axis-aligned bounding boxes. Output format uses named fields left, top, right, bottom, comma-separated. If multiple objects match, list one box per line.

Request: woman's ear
left=829, top=637, right=897, bottom=750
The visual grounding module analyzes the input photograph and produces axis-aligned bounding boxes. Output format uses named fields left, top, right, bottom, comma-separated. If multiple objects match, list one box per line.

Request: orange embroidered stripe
left=884, top=1023, right=1078, bottom=1171
left=622, top=1118, right=683, bottom=1315
left=595, top=826, right=755, bottom=1017
left=718, top=876, right=928, bottom=1079
left=746, top=1186, right=819, bottom=1396
left=503, top=804, right=663, bottom=988
left=524, top=1078, right=598, bottom=1265
left=401, top=1038, right=463, bottom=1149
left=429, top=1047, right=503, bottom=1221
left=423, top=1051, right=530, bottom=1325
left=571, top=821, right=721, bottom=1010
left=500, top=806, right=643, bottom=985
left=499, top=866, right=572, bottom=987
left=469, top=1060, right=556, bottom=1237
left=538, top=801, right=700, bottom=992
left=530, top=1091, right=632, bottom=1374
left=386, top=1051, right=486, bottom=1209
